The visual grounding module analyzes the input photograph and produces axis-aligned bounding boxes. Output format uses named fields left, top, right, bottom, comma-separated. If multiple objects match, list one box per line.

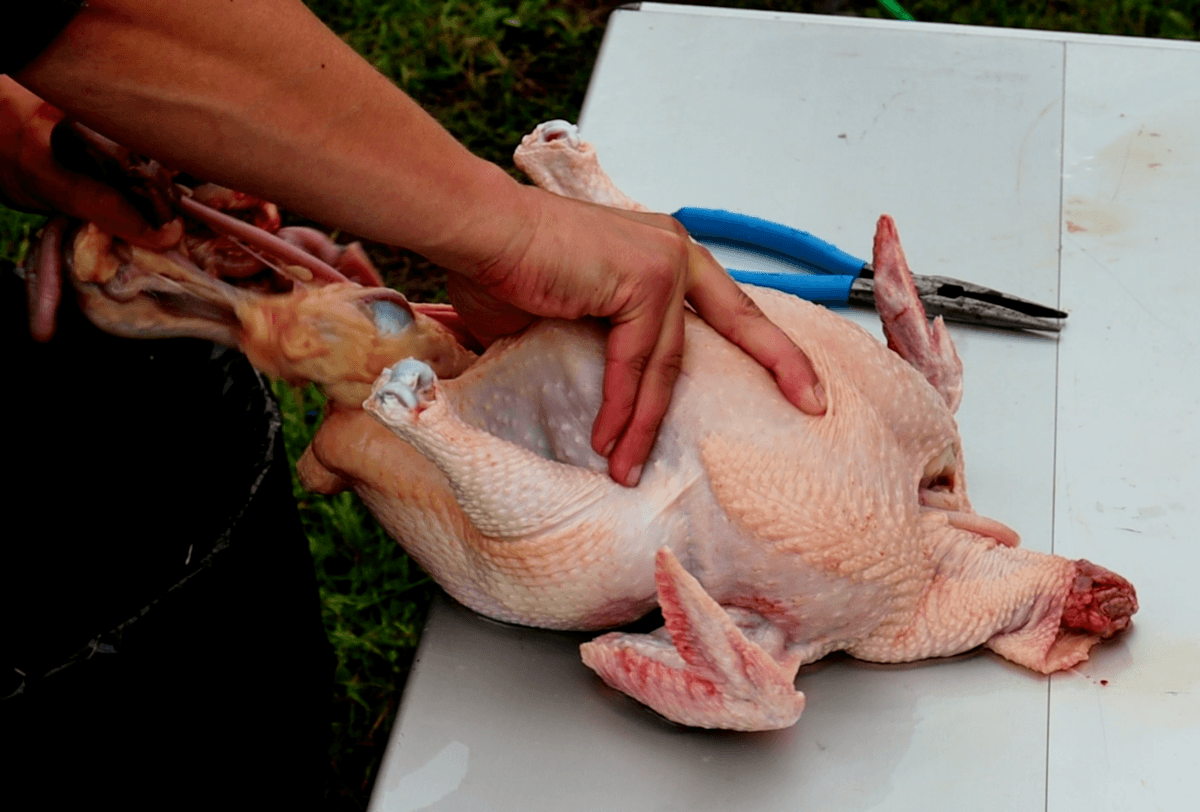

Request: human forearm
left=16, top=0, right=522, bottom=271
left=16, top=0, right=826, bottom=486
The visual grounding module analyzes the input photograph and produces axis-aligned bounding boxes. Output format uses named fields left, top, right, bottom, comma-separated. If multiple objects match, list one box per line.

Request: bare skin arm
left=0, top=75, right=181, bottom=247
left=15, top=0, right=825, bottom=485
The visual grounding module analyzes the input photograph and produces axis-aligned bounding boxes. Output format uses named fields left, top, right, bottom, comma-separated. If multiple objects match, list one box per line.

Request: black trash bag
left=2, top=260, right=331, bottom=808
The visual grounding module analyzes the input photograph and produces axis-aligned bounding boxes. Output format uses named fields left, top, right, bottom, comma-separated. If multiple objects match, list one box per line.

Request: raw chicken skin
left=294, top=122, right=1135, bottom=730
left=66, top=223, right=476, bottom=408
left=348, top=280, right=1132, bottom=730
left=60, top=121, right=1137, bottom=732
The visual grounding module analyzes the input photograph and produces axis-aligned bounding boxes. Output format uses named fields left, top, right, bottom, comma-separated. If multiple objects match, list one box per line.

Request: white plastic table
left=369, top=7, right=1200, bottom=811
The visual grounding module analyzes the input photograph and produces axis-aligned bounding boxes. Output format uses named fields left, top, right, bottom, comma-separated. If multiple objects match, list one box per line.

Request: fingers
left=9, top=95, right=181, bottom=250
left=593, top=273, right=687, bottom=487
left=601, top=212, right=824, bottom=414
left=60, top=174, right=183, bottom=249
left=27, top=216, right=67, bottom=342
left=587, top=209, right=824, bottom=485
left=682, top=238, right=826, bottom=416
left=582, top=210, right=689, bottom=485
left=455, top=189, right=825, bottom=488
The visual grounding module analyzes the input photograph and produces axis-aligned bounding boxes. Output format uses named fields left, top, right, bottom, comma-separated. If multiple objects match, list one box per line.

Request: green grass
left=677, top=0, right=1198, bottom=39
left=0, top=208, right=39, bottom=267
left=4, top=1, right=1197, bottom=807
left=274, top=381, right=438, bottom=799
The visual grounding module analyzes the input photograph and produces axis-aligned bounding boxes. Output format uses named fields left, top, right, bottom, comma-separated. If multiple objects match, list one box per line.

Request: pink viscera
left=176, top=195, right=350, bottom=284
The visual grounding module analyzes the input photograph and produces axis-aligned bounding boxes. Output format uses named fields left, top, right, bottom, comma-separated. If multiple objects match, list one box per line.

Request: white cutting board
left=369, top=8, right=1199, bottom=811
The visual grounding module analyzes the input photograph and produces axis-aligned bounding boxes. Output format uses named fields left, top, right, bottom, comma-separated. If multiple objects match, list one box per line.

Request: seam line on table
left=1044, top=37, right=1069, bottom=812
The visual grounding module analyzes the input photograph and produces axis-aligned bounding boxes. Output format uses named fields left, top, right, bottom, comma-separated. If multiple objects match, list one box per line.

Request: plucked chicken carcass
left=51, top=122, right=1136, bottom=732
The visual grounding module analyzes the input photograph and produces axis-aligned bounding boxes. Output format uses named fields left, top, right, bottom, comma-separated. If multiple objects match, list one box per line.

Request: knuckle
left=719, top=290, right=767, bottom=347
left=602, top=356, right=642, bottom=403
left=651, top=233, right=689, bottom=273
left=638, top=217, right=689, bottom=265
left=657, top=350, right=684, bottom=385
left=731, top=285, right=767, bottom=319
left=632, top=263, right=677, bottom=306
left=663, top=214, right=691, bottom=240
left=624, top=351, right=651, bottom=378
left=667, top=226, right=692, bottom=260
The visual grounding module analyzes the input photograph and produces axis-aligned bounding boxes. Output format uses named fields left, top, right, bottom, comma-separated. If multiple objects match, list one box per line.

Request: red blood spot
left=614, top=648, right=718, bottom=700
left=683, top=671, right=719, bottom=699
left=1148, top=163, right=1162, bottom=169
left=1100, top=679, right=1109, bottom=686
left=727, top=595, right=788, bottom=621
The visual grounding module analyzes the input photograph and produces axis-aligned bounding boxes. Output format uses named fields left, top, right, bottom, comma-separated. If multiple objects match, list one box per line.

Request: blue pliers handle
left=671, top=207, right=867, bottom=306
left=671, top=207, right=1067, bottom=332
left=673, top=207, right=866, bottom=277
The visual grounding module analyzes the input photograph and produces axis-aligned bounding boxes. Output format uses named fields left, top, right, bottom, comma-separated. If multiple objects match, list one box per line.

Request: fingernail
left=601, top=439, right=616, bottom=457
left=625, top=464, right=643, bottom=488
left=800, top=382, right=827, bottom=415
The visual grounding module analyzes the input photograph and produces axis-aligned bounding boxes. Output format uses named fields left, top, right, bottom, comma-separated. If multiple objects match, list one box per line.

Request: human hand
left=448, top=187, right=826, bottom=487
left=1, top=77, right=183, bottom=246
left=2, top=76, right=182, bottom=340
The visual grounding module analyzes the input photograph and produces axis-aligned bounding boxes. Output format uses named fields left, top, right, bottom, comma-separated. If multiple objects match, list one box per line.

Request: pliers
left=672, top=208, right=1066, bottom=332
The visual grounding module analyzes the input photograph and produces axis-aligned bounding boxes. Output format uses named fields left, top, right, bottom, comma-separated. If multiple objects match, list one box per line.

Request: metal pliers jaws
left=672, top=208, right=1066, bottom=333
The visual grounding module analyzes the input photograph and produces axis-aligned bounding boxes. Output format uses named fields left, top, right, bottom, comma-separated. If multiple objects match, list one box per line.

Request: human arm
left=0, top=75, right=182, bottom=247
left=1, top=76, right=184, bottom=341
left=16, top=0, right=824, bottom=485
